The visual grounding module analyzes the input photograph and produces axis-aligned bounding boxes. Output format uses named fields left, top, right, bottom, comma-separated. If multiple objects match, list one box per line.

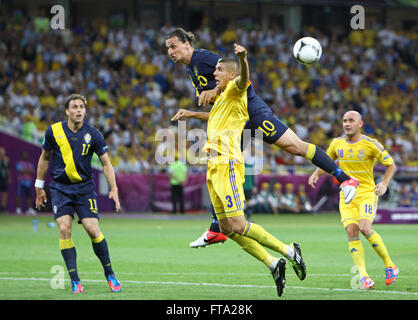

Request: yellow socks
left=348, top=240, right=368, bottom=278
left=226, top=221, right=293, bottom=272
left=367, top=232, right=394, bottom=268
left=59, top=238, right=75, bottom=250
left=242, top=222, right=290, bottom=258
left=227, top=232, right=276, bottom=269
left=91, top=232, right=105, bottom=244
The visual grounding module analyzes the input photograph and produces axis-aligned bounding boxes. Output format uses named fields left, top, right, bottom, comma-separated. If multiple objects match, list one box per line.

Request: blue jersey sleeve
left=202, top=50, right=221, bottom=69
left=93, top=129, right=108, bottom=156
left=42, top=126, right=54, bottom=151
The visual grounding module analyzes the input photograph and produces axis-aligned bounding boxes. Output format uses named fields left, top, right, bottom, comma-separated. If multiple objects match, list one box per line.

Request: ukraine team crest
left=84, top=133, right=91, bottom=144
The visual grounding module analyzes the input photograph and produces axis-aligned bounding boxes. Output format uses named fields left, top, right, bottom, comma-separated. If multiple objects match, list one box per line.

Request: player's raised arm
left=234, top=44, right=249, bottom=90
left=99, top=152, right=120, bottom=212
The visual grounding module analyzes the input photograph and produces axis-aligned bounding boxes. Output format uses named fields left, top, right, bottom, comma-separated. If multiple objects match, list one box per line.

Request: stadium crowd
left=0, top=15, right=417, bottom=175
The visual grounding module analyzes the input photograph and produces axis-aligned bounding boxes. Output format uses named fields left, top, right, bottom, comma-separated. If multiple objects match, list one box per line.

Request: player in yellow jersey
left=309, top=111, right=398, bottom=290
left=196, top=43, right=306, bottom=297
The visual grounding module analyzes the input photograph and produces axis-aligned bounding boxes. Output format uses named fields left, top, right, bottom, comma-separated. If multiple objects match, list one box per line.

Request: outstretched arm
left=171, top=109, right=210, bottom=121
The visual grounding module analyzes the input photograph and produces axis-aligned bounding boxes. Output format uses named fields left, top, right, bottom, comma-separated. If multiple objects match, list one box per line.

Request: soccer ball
left=293, top=37, right=322, bottom=65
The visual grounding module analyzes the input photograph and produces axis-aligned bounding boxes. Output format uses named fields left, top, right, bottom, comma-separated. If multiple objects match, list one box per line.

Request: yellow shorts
left=206, top=158, right=246, bottom=220
left=339, top=190, right=378, bottom=228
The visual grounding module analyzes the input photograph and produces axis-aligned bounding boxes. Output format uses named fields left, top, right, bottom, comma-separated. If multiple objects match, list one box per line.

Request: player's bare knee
left=359, top=226, right=373, bottom=238
left=58, top=223, right=72, bottom=238
left=219, top=225, right=231, bottom=236
left=84, top=225, right=101, bottom=239
left=345, top=224, right=359, bottom=239
left=231, top=221, right=247, bottom=235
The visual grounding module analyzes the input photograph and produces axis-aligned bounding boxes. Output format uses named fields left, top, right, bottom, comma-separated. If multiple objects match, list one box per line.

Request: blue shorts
left=17, top=181, right=31, bottom=198
left=245, top=112, right=288, bottom=144
left=50, top=185, right=99, bottom=224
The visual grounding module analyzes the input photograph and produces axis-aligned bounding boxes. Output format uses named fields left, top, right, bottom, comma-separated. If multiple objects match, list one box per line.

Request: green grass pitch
left=0, top=213, right=417, bottom=300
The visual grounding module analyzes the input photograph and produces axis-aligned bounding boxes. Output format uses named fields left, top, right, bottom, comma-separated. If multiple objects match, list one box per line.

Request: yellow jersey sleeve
left=369, top=138, right=394, bottom=166
left=326, top=138, right=340, bottom=161
left=222, top=78, right=250, bottom=99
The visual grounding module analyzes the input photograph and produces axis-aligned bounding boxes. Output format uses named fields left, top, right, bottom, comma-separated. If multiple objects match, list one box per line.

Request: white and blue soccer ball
left=293, top=37, right=322, bottom=65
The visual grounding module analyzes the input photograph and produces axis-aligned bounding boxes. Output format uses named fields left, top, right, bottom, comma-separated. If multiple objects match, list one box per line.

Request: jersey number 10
left=257, top=120, right=275, bottom=137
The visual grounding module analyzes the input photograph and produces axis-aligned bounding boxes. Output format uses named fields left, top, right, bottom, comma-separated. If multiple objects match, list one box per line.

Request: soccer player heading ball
left=167, top=28, right=360, bottom=249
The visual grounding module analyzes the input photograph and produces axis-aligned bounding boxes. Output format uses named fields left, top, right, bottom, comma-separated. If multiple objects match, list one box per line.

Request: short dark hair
left=165, top=28, right=195, bottom=46
left=218, top=58, right=239, bottom=74
left=65, top=94, right=87, bottom=109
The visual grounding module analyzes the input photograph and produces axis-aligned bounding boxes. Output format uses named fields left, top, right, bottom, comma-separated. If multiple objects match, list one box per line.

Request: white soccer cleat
left=340, top=177, right=359, bottom=204
left=189, top=229, right=227, bottom=248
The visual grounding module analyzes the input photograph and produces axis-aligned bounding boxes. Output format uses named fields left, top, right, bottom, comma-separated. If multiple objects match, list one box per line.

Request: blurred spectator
left=296, top=184, right=313, bottom=213
left=0, top=15, right=415, bottom=176
left=410, top=181, right=418, bottom=207
left=282, top=183, right=299, bottom=213
left=16, top=151, right=36, bottom=215
left=246, top=185, right=259, bottom=215
left=168, top=156, right=187, bottom=214
left=0, top=147, right=10, bottom=213
left=116, top=150, right=135, bottom=173
left=243, top=162, right=255, bottom=220
left=21, top=115, right=38, bottom=142
left=398, top=183, right=412, bottom=207
left=269, top=182, right=286, bottom=214
left=255, top=182, right=274, bottom=214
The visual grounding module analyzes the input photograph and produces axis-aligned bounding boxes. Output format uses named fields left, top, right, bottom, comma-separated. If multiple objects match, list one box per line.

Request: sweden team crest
left=84, top=133, right=91, bottom=144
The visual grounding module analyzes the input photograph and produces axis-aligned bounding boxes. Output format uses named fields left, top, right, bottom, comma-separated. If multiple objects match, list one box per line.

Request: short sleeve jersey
left=43, top=121, right=108, bottom=188
left=203, top=79, right=250, bottom=163
left=326, top=135, right=394, bottom=193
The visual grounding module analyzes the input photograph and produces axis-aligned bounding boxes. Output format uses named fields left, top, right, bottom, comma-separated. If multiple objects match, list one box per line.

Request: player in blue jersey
left=35, top=94, right=121, bottom=294
left=166, top=28, right=359, bottom=249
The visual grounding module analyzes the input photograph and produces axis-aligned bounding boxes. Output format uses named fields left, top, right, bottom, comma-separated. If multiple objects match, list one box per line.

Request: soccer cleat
left=360, top=276, right=375, bottom=290
left=189, top=229, right=227, bottom=248
left=340, top=177, right=359, bottom=204
left=272, top=258, right=287, bottom=297
left=72, top=281, right=84, bottom=294
left=384, top=265, right=399, bottom=285
left=107, top=274, right=122, bottom=292
left=289, top=243, right=306, bottom=281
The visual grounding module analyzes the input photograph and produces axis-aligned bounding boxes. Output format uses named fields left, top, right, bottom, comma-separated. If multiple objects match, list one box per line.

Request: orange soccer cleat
left=384, top=265, right=399, bottom=285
